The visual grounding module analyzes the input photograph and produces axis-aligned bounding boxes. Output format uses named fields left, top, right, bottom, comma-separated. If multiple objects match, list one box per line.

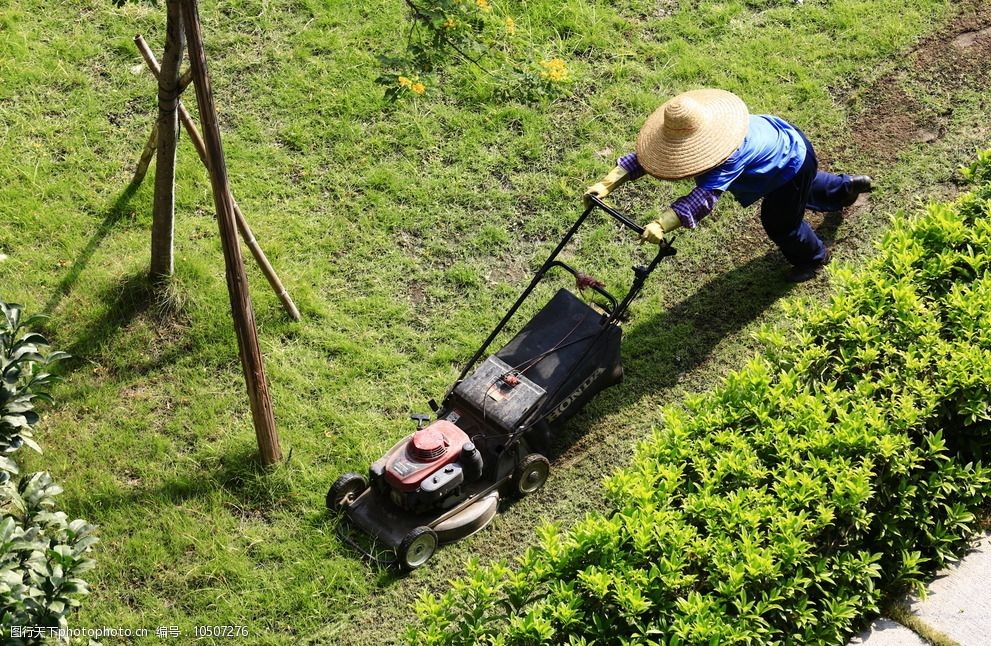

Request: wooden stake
left=150, top=0, right=185, bottom=280
left=134, top=34, right=302, bottom=322
left=178, top=0, right=282, bottom=466
left=131, top=121, right=159, bottom=186
left=178, top=67, right=193, bottom=93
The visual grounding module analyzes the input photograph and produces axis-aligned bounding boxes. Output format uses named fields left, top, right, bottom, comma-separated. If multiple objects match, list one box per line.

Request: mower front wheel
left=513, top=453, right=550, bottom=497
left=326, top=472, right=367, bottom=510
left=398, top=526, right=438, bottom=570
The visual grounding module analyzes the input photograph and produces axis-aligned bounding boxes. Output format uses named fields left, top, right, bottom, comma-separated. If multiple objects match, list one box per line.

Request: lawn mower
left=326, top=196, right=676, bottom=569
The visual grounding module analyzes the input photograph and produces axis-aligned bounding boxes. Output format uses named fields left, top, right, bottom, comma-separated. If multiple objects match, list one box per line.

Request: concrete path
left=850, top=618, right=928, bottom=646
left=849, top=533, right=991, bottom=646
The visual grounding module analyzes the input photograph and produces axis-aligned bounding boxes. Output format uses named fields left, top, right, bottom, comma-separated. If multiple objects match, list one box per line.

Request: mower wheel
left=398, top=526, right=438, bottom=570
left=513, top=453, right=550, bottom=497
left=326, top=472, right=367, bottom=510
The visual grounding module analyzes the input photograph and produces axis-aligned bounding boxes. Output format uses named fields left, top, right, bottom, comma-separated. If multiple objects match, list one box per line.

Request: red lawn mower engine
left=369, top=420, right=484, bottom=514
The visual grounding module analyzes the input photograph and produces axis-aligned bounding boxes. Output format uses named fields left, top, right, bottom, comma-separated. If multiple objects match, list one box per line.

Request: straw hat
left=635, top=89, right=749, bottom=180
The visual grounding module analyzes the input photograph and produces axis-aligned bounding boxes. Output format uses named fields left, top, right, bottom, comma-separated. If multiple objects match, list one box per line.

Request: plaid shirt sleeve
left=670, top=186, right=720, bottom=229
left=617, top=153, right=646, bottom=180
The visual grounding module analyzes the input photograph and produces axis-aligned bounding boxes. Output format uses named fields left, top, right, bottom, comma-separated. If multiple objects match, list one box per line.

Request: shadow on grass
left=541, top=209, right=845, bottom=457
left=54, top=270, right=195, bottom=387
left=65, top=271, right=154, bottom=360
left=40, top=183, right=196, bottom=380
left=62, top=444, right=297, bottom=521
left=43, top=182, right=142, bottom=317
left=306, top=510, right=405, bottom=586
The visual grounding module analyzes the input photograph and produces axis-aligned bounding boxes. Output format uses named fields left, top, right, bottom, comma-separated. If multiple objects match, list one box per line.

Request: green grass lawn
left=2, top=0, right=991, bottom=642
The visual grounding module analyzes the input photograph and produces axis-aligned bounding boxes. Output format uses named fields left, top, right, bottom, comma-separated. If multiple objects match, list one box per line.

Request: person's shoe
left=786, top=248, right=832, bottom=283
left=841, top=175, right=874, bottom=206
left=850, top=175, right=874, bottom=193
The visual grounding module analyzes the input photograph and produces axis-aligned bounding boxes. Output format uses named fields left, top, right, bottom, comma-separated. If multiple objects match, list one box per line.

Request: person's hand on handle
left=584, top=166, right=631, bottom=207
left=640, top=208, right=681, bottom=245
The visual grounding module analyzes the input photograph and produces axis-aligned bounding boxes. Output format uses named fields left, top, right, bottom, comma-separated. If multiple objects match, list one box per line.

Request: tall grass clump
left=408, top=150, right=991, bottom=645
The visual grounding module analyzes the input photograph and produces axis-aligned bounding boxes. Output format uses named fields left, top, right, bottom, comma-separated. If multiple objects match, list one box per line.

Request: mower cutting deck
left=326, top=197, right=676, bottom=569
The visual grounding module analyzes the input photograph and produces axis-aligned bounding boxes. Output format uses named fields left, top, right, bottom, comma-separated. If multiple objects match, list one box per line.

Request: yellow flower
left=443, top=17, right=457, bottom=29
left=538, top=58, right=568, bottom=82
left=411, top=82, right=426, bottom=95
left=504, top=17, right=516, bottom=34
left=476, top=0, right=492, bottom=13
left=398, top=76, right=413, bottom=88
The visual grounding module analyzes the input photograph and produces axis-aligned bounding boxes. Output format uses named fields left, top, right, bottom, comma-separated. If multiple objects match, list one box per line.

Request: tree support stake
left=178, top=0, right=282, bottom=467
left=132, top=34, right=301, bottom=321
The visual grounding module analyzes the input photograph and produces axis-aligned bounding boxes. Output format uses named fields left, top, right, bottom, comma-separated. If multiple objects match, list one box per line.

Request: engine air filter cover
left=410, top=428, right=448, bottom=460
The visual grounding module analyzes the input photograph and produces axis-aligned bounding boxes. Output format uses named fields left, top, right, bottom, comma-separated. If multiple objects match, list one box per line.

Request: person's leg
left=795, top=130, right=873, bottom=211
left=760, top=150, right=827, bottom=269
left=806, top=171, right=852, bottom=212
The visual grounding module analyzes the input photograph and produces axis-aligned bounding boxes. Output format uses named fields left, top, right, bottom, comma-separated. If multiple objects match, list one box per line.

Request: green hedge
left=1, top=301, right=97, bottom=641
left=408, top=149, right=991, bottom=645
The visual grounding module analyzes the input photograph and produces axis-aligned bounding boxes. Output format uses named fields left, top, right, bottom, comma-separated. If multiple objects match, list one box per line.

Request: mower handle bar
left=451, top=196, right=675, bottom=387
left=547, top=260, right=619, bottom=313
left=586, top=194, right=647, bottom=235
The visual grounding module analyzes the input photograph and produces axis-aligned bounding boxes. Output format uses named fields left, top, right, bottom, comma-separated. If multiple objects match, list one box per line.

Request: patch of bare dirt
left=847, top=2, right=991, bottom=164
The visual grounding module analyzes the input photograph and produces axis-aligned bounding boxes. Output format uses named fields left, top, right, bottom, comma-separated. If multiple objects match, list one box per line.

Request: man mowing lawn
left=586, top=88, right=873, bottom=282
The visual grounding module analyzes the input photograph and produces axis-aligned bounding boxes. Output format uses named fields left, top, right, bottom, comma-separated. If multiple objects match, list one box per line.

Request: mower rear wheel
left=513, top=453, right=550, bottom=497
left=326, top=472, right=367, bottom=510
left=398, top=526, right=438, bottom=570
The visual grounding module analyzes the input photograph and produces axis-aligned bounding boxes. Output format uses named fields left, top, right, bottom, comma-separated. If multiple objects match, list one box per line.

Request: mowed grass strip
left=0, top=0, right=980, bottom=640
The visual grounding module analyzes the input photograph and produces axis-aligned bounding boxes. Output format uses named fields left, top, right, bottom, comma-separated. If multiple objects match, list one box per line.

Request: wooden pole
left=131, top=120, right=159, bottom=186
left=178, top=67, right=193, bottom=93
left=134, top=34, right=302, bottom=322
left=150, top=0, right=185, bottom=280
left=178, top=0, right=282, bottom=466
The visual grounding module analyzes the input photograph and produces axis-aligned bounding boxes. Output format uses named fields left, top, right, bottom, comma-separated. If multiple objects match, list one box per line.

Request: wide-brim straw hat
left=635, top=89, right=749, bottom=180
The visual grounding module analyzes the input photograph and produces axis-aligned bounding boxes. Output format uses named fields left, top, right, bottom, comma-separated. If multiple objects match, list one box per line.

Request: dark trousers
left=760, top=134, right=851, bottom=266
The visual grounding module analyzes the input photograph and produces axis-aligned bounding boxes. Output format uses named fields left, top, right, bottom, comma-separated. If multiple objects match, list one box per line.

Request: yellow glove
left=584, top=165, right=631, bottom=206
left=640, top=208, right=681, bottom=245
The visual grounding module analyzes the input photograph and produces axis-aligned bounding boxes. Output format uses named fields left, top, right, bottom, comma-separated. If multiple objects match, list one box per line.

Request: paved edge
left=849, top=532, right=991, bottom=646
left=849, top=618, right=929, bottom=646
left=903, top=533, right=991, bottom=646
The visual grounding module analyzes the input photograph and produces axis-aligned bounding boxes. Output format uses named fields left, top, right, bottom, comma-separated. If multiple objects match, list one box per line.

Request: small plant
left=0, top=302, right=68, bottom=481
left=0, top=299, right=96, bottom=640
left=960, top=148, right=991, bottom=185
left=377, top=0, right=573, bottom=103
left=0, top=473, right=98, bottom=637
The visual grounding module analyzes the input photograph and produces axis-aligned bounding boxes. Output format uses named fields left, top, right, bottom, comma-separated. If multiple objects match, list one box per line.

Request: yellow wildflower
left=411, top=82, right=426, bottom=95
left=476, top=0, right=492, bottom=13
left=443, top=17, right=457, bottom=29
left=398, top=76, right=413, bottom=88
left=504, top=17, right=516, bottom=34
left=538, top=58, right=568, bottom=82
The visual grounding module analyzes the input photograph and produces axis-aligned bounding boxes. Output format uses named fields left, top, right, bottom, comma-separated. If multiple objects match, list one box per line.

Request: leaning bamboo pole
left=178, top=0, right=282, bottom=466
left=133, top=34, right=301, bottom=322
left=131, top=121, right=159, bottom=185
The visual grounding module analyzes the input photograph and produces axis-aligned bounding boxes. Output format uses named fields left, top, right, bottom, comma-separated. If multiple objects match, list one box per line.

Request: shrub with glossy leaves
left=408, top=152, right=991, bottom=645
left=0, top=473, right=98, bottom=635
left=0, top=300, right=96, bottom=641
left=0, top=302, right=68, bottom=482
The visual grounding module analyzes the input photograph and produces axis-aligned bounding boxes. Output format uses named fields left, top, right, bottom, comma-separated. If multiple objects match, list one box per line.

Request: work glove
left=640, top=208, right=681, bottom=245
left=584, top=165, right=630, bottom=206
